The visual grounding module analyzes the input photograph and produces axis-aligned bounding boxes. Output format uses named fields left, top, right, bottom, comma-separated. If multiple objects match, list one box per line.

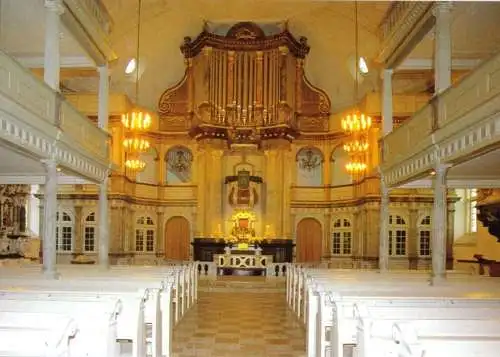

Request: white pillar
left=97, top=64, right=109, bottom=129
left=382, top=69, right=393, bottom=135
left=431, top=164, right=449, bottom=284
left=98, top=175, right=109, bottom=268
left=97, top=63, right=110, bottom=268
left=434, top=2, right=453, bottom=95
left=379, top=177, right=389, bottom=272
left=43, top=0, right=64, bottom=91
left=28, top=185, right=40, bottom=236
left=42, top=160, right=58, bottom=278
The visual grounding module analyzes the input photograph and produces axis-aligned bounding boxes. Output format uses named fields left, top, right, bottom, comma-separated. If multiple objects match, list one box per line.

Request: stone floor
left=172, top=281, right=306, bottom=357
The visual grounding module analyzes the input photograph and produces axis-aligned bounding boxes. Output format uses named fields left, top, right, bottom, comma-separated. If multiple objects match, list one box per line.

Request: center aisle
left=172, top=280, right=306, bottom=357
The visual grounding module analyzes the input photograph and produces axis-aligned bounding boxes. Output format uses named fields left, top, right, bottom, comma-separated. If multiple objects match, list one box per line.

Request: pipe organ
left=158, top=22, right=331, bottom=145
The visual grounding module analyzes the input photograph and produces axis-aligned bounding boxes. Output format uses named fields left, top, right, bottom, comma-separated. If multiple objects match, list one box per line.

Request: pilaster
left=408, top=207, right=419, bottom=269
left=156, top=211, right=165, bottom=256
left=379, top=176, right=390, bottom=272
left=73, top=205, right=83, bottom=255
left=98, top=175, right=109, bottom=268
left=323, top=212, right=332, bottom=259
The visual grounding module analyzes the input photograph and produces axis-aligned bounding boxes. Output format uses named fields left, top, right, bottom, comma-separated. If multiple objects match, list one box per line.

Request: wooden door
left=164, top=216, right=190, bottom=261
left=296, top=218, right=322, bottom=262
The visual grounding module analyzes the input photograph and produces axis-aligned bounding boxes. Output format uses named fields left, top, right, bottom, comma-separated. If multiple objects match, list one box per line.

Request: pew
left=0, top=297, right=122, bottom=357
left=292, top=265, right=500, bottom=357
left=363, top=319, right=500, bottom=357
left=0, top=312, right=77, bottom=357
left=0, top=280, right=168, bottom=357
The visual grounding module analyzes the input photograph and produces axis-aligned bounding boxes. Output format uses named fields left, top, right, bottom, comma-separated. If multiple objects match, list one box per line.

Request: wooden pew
left=0, top=312, right=77, bottom=357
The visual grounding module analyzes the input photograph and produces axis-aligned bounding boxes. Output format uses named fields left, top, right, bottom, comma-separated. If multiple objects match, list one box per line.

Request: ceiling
left=3, top=1, right=500, bottom=114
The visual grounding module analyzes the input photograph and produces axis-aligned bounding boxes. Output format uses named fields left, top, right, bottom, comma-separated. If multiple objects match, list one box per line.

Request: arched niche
left=165, top=146, right=193, bottom=184
left=136, top=147, right=159, bottom=185
left=296, top=147, right=323, bottom=186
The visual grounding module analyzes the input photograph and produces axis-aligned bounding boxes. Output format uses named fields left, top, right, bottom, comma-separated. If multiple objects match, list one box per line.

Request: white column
left=42, top=160, right=58, bottom=278
left=43, top=0, right=64, bottom=91
left=434, top=2, right=453, bottom=95
left=431, top=164, right=450, bottom=284
left=379, top=177, right=389, bottom=272
left=97, top=64, right=109, bottom=129
left=28, top=185, right=40, bottom=236
left=98, top=175, right=109, bottom=268
left=382, top=69, right=393, bottom=135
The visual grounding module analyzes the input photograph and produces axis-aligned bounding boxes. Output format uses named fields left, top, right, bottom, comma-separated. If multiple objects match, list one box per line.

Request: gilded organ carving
left=158, top=21, right=331, bottom=144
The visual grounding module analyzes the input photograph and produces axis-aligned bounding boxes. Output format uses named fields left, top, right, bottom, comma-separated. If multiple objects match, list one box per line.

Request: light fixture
left=121, top=0, right=151, bottom=174
left=342, top=1, right=371, bottom=176
left=359, top=56, right=369, bottom=75
left=125, top=58, right=137, bottom=74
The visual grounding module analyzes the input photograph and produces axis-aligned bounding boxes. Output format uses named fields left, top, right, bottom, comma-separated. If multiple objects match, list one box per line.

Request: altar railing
left=214, top=254, right=273, bottom=270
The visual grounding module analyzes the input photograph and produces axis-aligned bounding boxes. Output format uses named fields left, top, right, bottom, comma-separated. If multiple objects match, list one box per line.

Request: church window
left=56, top=211, right=73, bottom=252
left=166, top=146, right=193, bottom=184
left=296, top=147, right=323, bottom=186
left=418, top=215, right=431, bottom=257
left=388, top=214, right=407, bottom=256
left=84, top=212, right=96, bottom=253
left=332, top=218, right=352, bottom=255
left=135, top=215, right=155, bottom=252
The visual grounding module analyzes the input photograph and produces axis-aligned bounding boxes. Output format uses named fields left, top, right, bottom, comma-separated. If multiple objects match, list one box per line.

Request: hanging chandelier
left=342, top=1, right=371, bottom=175
left=121, top=0, right=152, bottom=174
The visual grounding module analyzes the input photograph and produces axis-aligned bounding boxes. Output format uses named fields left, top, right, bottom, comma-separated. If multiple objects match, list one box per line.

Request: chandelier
left=121, top=0, right=152, bottom=174
left=342, top=1, right=371, bottom=175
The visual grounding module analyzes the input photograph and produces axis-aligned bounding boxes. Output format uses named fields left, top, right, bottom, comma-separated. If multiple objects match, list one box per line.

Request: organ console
left=158, top=21, right=331, bottom=145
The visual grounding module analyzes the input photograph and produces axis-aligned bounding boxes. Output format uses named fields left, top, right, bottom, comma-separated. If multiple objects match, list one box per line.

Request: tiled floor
left=172, top=287, right=306, bottom=357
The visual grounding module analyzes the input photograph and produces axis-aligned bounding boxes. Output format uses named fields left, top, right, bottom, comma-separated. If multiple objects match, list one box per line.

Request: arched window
left=388, top=214, right=407, bottom=256
left=84, top=212, right=97, bottom=253
left=331, top=147, right=352, bottom=186
left=296, top=147, right=323, bottom=186
left=135, top=215, right=155, bottom=252
left=332, top=218, right=352, bottom=255
left=165, top=146, right=193, bottom=184
left=418, top=215, right=431, bottom=257
left=136, top=147, right=158, bottom=185
left=56, top=211, right=73, bottom=252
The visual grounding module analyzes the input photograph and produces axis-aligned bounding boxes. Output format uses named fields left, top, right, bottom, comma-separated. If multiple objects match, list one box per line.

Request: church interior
left=2, top=0, right=500, bottom=356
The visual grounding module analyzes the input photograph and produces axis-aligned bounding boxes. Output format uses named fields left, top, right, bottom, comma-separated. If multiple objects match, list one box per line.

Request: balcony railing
left=0, top=49, right=109, bottom=169
left=381, top=48, right=500, bottom=172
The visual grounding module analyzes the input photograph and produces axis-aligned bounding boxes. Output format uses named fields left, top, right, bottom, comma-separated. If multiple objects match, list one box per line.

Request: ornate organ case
left=158, top=22, right=331, bottom=145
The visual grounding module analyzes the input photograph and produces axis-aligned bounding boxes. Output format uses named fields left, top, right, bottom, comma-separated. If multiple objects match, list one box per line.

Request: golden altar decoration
left=157, top=21, right=331, bottom=145
left=226, top=210, right=261, bottom=245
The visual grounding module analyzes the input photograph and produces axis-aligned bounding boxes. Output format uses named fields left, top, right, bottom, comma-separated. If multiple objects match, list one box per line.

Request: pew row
left=0, top=312, right=77, bottom=357
left=0, top=297, right=122, bottom=357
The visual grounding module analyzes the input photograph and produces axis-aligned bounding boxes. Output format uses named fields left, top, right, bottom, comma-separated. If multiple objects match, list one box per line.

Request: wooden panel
left=164, top=216, right=190, bottom=261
